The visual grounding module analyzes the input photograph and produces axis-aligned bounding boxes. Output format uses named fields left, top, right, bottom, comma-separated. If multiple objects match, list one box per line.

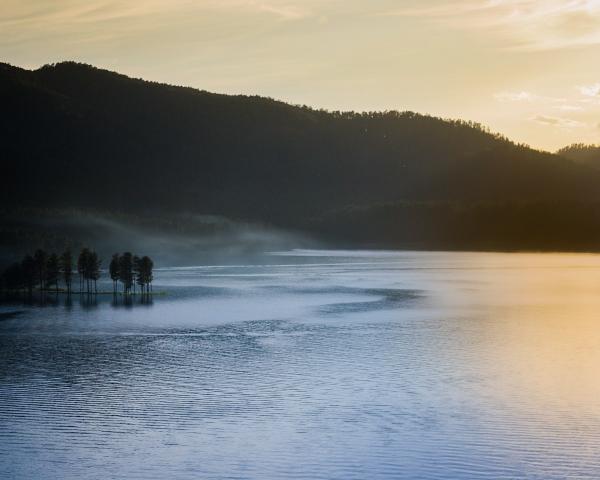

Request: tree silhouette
left=145, top=256, right=154, bottom=293
left=2, top=249, right=153, bottom=299
left=109, top=254, right=120, bottom=294
left=78, top=248, right=95, bottom=293
left=118, top=252, right=133, bottom=294
left=146, top=256, right=154, bottom=293
left=133, top=255, right=141, bottom=295
left=87, top=251, right=101, bottom=293
left=33, top=249, right=47, bottom=291
left=60, top=250, right=73, bottom=293
left=138, top=256, right=154, bottom=294
left=21, top=255, right=36, bottom=296
left=77, top=248, right=91, bottom=293
left=46, top=253, right=60, bottom=293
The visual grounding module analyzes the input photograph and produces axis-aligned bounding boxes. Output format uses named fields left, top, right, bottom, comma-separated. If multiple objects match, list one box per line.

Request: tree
left=77, top=248, right=90, bottom=292
left=21, top=255, right=36, bottom=296
left=78, top=248, right=91, bottom=293
left=87, top=251, right=101, bottom=293
left=60, top=250, right=73, bottom=293
left=118, top=252, right=133, bottom=294
left=46, top=253, right=60, bottom=293
left=139, top=256, right=154, bottom=294
left=133, top=255, right=141, bottom=295
left=135, top=256, right=143, bottom=293
left=109, top=254, right=120, bottom=294
left=33, top=249, right=47, bottom=290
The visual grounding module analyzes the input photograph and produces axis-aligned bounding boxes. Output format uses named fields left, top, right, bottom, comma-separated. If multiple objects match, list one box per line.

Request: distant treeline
left=0, top=248, right=154, bottom=296
left=309, top=200, right=600, bottom=251
left=557, top=144, right=600, bottom=169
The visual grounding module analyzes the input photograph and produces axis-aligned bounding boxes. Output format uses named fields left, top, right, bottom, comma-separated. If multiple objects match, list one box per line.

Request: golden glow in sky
left=2, top=0, right=600, bottom=151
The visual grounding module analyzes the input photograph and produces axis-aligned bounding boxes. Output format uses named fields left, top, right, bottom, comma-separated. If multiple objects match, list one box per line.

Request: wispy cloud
left=494, top=90, right=572, bottom=105
left=493, top=91, right=569, bottom=103
left=384, top=0, right=600, bottom=50
left=0, top=0, right=318, bottom=29
left=555, top=104, right=585, bottom=112
left=494, top=91, right=537, bottom=102
left=579, top=83, right=600, bottom=97
left=532, top=114, right=586, bottom=129
left=202, top=0, right=316, bottom=20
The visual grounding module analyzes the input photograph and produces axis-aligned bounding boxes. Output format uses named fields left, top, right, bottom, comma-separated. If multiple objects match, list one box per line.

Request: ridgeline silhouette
left=557, top=144, right=600, bottom=169
left=3, top=61, right=600, bottom=251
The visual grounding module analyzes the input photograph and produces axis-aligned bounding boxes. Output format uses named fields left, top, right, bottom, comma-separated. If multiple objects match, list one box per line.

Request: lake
left=1, top=250, right=600, bottom=479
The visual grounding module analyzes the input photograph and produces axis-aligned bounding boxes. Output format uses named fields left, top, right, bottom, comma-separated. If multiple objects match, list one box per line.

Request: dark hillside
left=557, top=144, right=600, bottom=169
left=3, top=62, right=600, bottom=250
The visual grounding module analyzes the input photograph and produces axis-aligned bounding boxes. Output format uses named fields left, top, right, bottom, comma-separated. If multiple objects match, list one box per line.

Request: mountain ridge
left=3, top=61, right=600, bottom=251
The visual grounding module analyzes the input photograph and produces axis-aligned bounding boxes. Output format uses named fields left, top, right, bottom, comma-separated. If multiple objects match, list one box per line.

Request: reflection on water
left=2, top=291, right=156, bottom=310
left=1, top=250, right=600, bottom=479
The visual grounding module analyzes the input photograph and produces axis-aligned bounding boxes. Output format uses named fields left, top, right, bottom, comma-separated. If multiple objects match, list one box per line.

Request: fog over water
left=1, top=250, right=600, bottom=479
left=0, top=210, right=315, bottom=267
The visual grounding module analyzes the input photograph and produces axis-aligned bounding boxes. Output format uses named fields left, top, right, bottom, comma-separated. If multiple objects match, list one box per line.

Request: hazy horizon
left=3, top=4, right=600, bottom=479
left=2, top=0, right=600, bottom=151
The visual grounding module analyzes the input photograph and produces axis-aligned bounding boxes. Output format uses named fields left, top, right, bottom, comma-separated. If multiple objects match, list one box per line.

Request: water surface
left=1, top=250, right=600, bottom=479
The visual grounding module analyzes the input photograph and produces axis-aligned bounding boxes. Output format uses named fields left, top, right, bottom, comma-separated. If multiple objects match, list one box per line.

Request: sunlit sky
left=2, top=0, right=600, bottom=151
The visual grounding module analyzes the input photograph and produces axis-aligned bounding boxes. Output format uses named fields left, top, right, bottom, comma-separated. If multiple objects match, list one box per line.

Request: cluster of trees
left=76, top=248, right=101, bottom=293
left=108, top=252, right=154, bottom=295
left=0, top=248, right=153, bottom=296
left=310, top=200, right=600, bottom=251
left=0, top=249, right=75, bottom=295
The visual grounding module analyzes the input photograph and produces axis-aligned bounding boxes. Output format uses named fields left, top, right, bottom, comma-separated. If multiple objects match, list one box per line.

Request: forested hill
left=557, top=144, right=600, bottom=169
left=3, top=61, right=600, bottom=251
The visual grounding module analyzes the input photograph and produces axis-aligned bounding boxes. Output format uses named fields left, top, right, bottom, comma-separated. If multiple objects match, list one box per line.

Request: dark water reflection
left=1, top=291, right=156, bottom=310
left=1, top=250, right=600, bottom=479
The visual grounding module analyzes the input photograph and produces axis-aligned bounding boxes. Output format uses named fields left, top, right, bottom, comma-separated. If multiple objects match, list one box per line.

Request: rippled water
left=1, top=250, right=600, bottom=479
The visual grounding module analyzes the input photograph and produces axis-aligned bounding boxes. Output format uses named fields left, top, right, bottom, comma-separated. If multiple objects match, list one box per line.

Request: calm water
left=1, top=250, right=600, bottom=479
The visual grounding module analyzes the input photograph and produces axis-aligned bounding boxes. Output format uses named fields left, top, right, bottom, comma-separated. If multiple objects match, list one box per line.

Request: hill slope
left=3, top=61, right=600, bottom=251
left=557, top=144, right=600, bottom=169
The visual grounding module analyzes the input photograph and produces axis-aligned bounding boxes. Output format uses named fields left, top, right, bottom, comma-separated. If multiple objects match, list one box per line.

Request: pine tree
left=78, top=248, right=91, bottom=293
left=140, top=256, right=154, bottom=294
left=109, top=254, right=120, bottom=294
left=77, top=248, right=90, bottom=293
left=118, top=252, right=133, bottom=294
left=133, top=255, right=141, bottom=295
left=87, top=251, right=101, bottom=293
left=46, top=253, right=60, bottom=293
left=60, top=250, right=73, bottom=293
left=21, top=255, right=36, bottom=296
left=33, top=249, right=47, bottom=291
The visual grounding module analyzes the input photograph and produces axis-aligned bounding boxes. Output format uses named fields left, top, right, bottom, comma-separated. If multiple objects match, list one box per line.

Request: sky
left=1, top=0, right=600, bottom=151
